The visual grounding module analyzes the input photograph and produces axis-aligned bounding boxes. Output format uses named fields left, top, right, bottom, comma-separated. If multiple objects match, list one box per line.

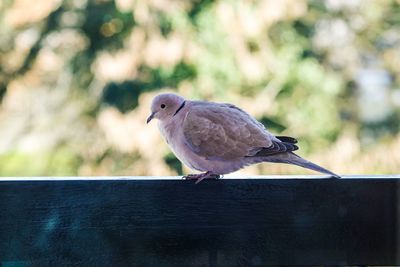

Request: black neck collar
left=173, top=101, right=186, bottom=116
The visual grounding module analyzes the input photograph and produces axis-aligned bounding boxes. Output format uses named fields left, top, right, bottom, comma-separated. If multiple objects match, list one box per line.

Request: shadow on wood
left=0, top=176, right=399, bottom=266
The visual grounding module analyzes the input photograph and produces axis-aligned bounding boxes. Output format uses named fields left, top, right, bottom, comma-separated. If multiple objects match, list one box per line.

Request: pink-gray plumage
left=147, top=93, right=340, bottom=183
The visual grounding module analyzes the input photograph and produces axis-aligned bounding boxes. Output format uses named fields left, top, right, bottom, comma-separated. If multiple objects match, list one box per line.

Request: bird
left=147, top=93, right=340, bottom=183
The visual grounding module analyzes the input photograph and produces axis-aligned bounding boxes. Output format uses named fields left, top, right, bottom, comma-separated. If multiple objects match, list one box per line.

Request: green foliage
left=259, top=117, right=287, bottom=133
left=1, top=0, right=399, bottom=175
left=80, top=1, right=135, bottom=52
left=101, top=81, right=146, bottom=113
left=0, top=148, right=81, bottom=176
left=164, top=152, right=183, bottom=175
left=145, top=62, right=197, bottom=88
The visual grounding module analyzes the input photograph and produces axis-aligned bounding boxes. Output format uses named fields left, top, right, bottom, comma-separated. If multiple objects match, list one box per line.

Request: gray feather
left=261, top=152, right=341, bottom=178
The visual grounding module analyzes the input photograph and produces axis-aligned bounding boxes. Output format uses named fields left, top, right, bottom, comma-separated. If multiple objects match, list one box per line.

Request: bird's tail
left=264, top=152, right=341, bottom=178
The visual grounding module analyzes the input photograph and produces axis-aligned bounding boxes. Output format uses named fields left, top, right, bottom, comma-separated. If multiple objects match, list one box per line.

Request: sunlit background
left=0, top=0, right=399, bottom=177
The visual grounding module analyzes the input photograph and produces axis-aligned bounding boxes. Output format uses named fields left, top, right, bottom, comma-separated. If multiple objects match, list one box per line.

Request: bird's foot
left=183, top=171, right=221, bottom=184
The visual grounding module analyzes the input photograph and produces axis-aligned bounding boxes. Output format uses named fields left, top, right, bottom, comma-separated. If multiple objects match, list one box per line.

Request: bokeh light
left=0, top=0, right=399, bottom=176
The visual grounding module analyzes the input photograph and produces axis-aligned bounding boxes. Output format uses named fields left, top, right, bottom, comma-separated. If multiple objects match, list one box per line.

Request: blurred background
left=0, top=0, right=399, bottom=177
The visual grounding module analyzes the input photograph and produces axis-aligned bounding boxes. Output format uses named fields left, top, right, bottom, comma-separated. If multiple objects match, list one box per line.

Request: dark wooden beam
left=0, top=176, right=399, bottom=266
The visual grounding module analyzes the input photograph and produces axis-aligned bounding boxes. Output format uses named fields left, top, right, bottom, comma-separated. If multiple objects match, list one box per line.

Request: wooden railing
left=0, top=175, right=399, bottom=266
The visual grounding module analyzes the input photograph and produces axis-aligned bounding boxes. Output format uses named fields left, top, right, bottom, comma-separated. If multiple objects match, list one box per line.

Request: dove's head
left=147, top=93, right=186, bottom=123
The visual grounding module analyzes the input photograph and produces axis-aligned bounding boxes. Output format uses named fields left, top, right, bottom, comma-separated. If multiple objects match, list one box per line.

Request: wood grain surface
left=0, top=177, right=398, bottom=266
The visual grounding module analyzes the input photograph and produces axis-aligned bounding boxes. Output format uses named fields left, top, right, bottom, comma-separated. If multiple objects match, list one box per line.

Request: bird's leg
left=183, top=171, right=221, bottom=184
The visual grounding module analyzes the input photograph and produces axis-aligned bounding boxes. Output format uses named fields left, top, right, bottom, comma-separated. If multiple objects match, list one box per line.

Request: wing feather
left=183, top=102, right=273, bottom=160
left=250, top=141, right=298, bottom=157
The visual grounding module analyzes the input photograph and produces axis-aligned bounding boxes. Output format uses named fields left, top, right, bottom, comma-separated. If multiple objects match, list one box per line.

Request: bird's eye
left=160, top=104, right=166, bottom=109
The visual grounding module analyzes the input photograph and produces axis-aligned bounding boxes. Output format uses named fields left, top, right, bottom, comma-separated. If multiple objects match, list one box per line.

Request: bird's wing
left=182, top=102, right=292, bottom=160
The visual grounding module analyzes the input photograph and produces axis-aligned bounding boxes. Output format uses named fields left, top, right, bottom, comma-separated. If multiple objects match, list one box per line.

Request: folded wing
left=183, top=103, right=297, bottom=160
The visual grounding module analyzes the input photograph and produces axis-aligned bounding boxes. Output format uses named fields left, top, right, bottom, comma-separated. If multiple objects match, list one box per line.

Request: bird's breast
left=159, top=120, right=198, bottom=170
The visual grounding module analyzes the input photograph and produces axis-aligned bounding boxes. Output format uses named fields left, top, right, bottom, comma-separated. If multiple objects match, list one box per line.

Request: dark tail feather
left=275, top=136, right=298, bottom=144
left=265, top=152, right=341, bottom=178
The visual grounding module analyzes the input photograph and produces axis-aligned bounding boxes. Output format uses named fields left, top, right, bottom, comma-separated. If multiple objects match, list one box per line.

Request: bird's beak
left=146, top=112, right=155, bottom=124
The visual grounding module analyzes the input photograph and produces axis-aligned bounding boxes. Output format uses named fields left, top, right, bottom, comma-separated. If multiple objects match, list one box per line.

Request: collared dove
left=147, top=93, right=340, bottom=183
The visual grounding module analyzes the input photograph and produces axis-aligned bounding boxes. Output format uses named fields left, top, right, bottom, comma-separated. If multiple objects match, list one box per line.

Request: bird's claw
left=182, top=174, right=201, bottom=180
left=183, top=172, right=221, bottom=184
